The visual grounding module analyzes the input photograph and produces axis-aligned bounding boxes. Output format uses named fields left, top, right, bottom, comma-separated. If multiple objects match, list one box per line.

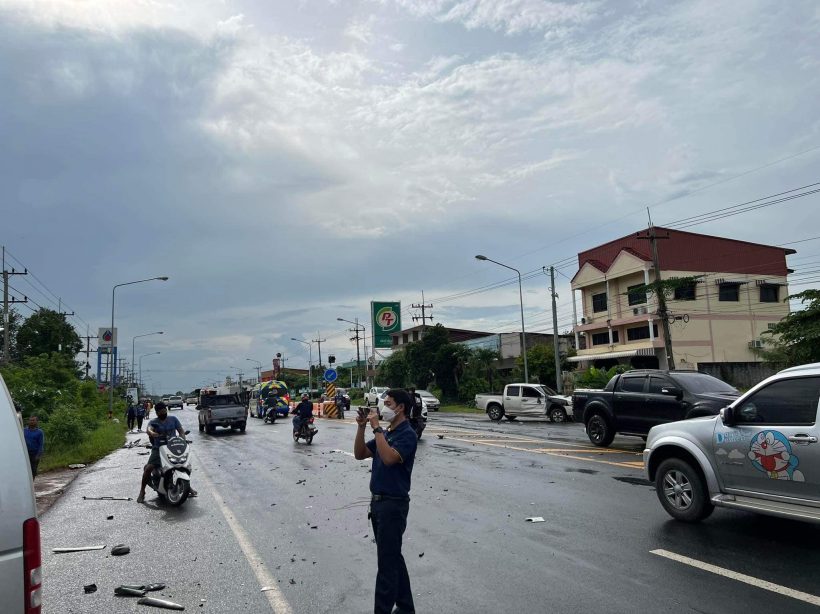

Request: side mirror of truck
left=720, top=406, right=735, bottom=426
left=661, top=386, right=682, bottom=399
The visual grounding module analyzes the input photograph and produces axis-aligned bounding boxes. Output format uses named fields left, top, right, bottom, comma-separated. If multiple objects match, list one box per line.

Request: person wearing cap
left=292, top=393, right=314, bottom=435
left=353, top=388, right=418, bottom=614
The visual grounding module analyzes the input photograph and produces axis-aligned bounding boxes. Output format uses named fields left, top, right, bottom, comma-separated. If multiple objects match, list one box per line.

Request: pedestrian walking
left=136, top=401, right=147, bottom=432
left=126, top=401, right=136, bottom=432
left=353, top=389, right=418, bottom=614
left=24, top=416, right=44, bottom=479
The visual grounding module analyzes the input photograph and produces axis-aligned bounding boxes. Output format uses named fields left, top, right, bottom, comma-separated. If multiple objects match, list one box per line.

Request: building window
left=627, top=284, right=647, bottom=306
left=759, top=284, right=779, bottom=303
left=412, top=331, right=420, bottom=341
left=718, top=283, right=740, bottom=302
left=402, top=333, right=409, bottom=344
left=673, top=281, right=697, bottom=301
left=592, top=331, right=619, bottom=346
left=626, top=325, right=659, bottom=341
left=592, top=292, right=607, bottom=313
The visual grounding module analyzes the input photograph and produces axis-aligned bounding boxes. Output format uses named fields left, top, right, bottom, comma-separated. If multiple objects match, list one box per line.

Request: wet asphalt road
left=39, top=406, right=820, bottom=613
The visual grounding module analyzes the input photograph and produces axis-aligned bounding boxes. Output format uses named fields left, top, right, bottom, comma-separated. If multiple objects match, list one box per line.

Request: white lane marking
left=650, top=549, right=820, bottom=607
left=196, top=459, right=293, bottom=614
left=331, top=449, right=355, bottom=457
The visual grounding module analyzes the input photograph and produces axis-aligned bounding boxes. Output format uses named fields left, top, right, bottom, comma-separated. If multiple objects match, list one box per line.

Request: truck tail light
left=23, top=517, right=42, bottom=614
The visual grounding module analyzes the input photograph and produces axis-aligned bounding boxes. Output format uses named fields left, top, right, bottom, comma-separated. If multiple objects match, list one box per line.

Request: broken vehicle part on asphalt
left=137, top=596, right=186, bottom=610
left=53, top=545, right=106, bottom=553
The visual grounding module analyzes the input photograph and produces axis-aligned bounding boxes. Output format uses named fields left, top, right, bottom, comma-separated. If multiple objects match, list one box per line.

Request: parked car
left=645, top=363, right=820, bottom=524
left=365, top=387, right=389, bottom=406
left=475, top=383, right=573, bottom=423
left=184, top=396, right=198, bottom=406
left=573, top=370, right=739, bottom=447
left=167, top=395, right=184, bottom=410
left=376, top=390, right=428, bottom=422
left=0, top=375, right=42, bottom=613
left=198, top=392, right=247, bottom=434
left=417, top=390, right=440, bottom=411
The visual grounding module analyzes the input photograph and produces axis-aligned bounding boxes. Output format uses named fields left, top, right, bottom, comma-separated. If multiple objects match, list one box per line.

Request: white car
left=417, top=390, right=440, bottom=411
left=0, top=376, right=42, bottom=613
left=376, top=391, right=428, bottom=421
left=365, top=387, right=389, bottom=406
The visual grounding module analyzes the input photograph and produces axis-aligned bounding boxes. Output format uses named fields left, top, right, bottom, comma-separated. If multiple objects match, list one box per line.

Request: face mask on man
left=381, top=407, right=397, bottom=422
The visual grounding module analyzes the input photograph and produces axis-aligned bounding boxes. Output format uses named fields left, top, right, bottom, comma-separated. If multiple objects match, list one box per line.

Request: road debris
left=525, top=517, right=545, bottom=523
left=106, top=515, right=114, bottom=520
left=53, top=545, right=106, bottom=553
left=121, top=583, right=166, bottom=592
left=68, top=464, right=86, bottom=469
left=137, top=596, right=185, bottom=610
left=82, top=496, right=132, bottom=501
left=111, top=544, right=131, bottom=556
left=115, top=586, right=146, bottom=597
left=83, top=583, right=97, bottom=593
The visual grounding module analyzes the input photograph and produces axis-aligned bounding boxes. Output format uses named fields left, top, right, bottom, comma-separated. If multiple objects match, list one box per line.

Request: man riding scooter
left=292, top=394, right=314, bottom=436
left=138, top=401, right=197, bottom=503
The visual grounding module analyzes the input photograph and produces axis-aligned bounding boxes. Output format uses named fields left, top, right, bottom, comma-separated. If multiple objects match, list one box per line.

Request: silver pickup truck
left=475, top=383, right=573, bottom=423
left=645, top=362, right=820, bottom=524
left=197, top=393, right=247, bottom=434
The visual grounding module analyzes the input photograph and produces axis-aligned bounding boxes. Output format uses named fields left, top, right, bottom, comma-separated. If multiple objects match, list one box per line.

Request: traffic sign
left=324, top=368, right=338, bottom=383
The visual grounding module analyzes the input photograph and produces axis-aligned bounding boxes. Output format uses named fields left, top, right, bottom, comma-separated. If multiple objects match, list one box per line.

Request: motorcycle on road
left=293, top=416, right=318, bottom=445
left=147, top=433, right=193, bottom=506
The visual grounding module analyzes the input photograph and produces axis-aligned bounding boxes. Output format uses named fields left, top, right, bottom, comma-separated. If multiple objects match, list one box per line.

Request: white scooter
left=148, top=433, right=192, bottom=506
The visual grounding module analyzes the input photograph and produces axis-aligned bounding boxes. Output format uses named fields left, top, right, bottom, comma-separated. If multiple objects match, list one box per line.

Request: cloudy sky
left=1, top=0, right=818, bottom=392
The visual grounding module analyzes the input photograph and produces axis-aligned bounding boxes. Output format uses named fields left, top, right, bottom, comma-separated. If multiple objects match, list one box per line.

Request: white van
left=0, top=375, right=42, bottom=613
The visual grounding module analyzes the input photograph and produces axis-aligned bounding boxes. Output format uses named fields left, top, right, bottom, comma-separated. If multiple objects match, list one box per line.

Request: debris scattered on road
left=68, top=464, right=86, bottom=469
left=121, top=583, right=166, bottom=592
left=437, top=434, right=444, bottom=439
left=296, top=479, right=306, bottom=485
left=137, top=596, right=185, bottom=610
left=525, top=517, right=545, bottom=523
left=261, top=587, right=275, bottom=592
left=53, top=545, right=106, bottom=553
left=310, top=526, right=318, bottom=529
left=111, top=544, right=131, bottom=556
left=289, top=579, right=296, bottom=585
left=124, top=439, right=143, bottom=448
left=418, top=552, right=425, bottom=558
left=106, top=515, right=114, bottom=520
left=83, top=583, right=97, bottom=593
left=83, top=496, right=132, bottom=501
left=115, top=586, right=146, bottom=597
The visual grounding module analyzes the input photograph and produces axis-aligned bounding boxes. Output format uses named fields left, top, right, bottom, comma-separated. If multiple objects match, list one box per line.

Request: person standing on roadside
left=353, top=389, right=418, bottom=614
left=135, top=401, right=147, bottom=432
left=126, top=400, right=136, bottom=432
left=24, top=416, right=44, bottom=479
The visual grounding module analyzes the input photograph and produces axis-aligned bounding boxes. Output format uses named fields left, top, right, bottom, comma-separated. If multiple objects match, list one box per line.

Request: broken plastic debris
left=111, top=544, right=131, bottom=556
left=68, top=463, right=86, bottom=469
left=82, top=496, right=132, bottom=501
left=53, top=545, right=106, bottom=553
left=261, top=587, right=275, bottom=592
left=115, top=586, right=146, bottom=597
left=83, top=583, right=97, bottom=593
left=525, top=517, right=545, bottom=523
left=137, top=596, right=185, bottom=610
left=121, top=583, right=166, bottom=592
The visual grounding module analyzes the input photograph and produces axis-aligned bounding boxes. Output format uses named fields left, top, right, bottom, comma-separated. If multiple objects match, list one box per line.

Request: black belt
left=371, top=494, right=410, bottom=502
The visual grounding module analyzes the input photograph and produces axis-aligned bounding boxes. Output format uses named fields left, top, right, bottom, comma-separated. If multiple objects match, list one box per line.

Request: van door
left=713, top=375, right=820, bottom=503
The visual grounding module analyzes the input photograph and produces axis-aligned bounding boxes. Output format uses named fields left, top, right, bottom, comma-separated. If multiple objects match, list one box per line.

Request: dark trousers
left=127, top=415, right=136, bottom=430
left=28, top=452, right=40, bottom=478
left=370, top=499, right=414, bottom=614
left=136, top=416, right=144, bottom=430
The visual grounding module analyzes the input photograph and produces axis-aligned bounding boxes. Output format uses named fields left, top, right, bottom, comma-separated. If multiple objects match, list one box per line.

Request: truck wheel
left=239, top=422, right=246, bottom=433
left=486, top=404, right=504, bottom=422
left=206, top=424, right=214, bottom=435
left=586, top=413, right=615, bottom=447
left=655, top=458, right=714, bottom=522
left=549, top=406, right=567, bottom=423
left=198, top=422, right=204, bottom=432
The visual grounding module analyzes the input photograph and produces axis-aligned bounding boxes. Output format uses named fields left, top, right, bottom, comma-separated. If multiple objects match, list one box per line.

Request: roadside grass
left=437, top=404, right=484, bottom=414
left=39, top=420, right=127, bottom=473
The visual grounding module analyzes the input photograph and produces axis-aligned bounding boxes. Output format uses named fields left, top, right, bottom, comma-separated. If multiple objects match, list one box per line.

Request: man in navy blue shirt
left=24, top=416, right=44, bottom=478
left=354, top=388, right=418, bottom=614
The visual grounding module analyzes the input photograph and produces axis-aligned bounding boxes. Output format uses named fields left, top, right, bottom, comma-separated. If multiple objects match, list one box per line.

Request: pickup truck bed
left=198, top=394, right=247, bottom=434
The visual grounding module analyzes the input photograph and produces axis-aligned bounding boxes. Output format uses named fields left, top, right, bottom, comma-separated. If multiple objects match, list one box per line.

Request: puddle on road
left=613, top=476, right=653, bottom=487
left=563, top=467, right=599, bottom=475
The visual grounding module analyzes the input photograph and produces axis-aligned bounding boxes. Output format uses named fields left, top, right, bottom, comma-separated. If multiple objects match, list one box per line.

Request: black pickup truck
left=572, top=370, right=739, bottom=447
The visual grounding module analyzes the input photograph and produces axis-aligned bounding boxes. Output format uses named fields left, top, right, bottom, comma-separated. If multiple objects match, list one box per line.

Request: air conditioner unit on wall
left=749, top=340, right=764, bottom=349
left=633, top=307, right=648, bottom=315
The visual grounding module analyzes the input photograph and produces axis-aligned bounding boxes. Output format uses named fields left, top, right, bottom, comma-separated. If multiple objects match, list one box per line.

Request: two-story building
left=568, top=227, right=794, bottom=375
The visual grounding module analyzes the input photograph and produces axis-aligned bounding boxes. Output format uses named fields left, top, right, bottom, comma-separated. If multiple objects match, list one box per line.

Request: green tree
left=375, top=351, right=408, bottom=387
left=760, top=290, right=820, bottom=366
left=15, top=308, right=82, bottom=360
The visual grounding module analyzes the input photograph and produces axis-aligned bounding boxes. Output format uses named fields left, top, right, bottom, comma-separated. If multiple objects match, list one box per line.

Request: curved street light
left=109, top=276, right=169, bottom=417
left=475, top=255, right=528, bottom=383
left=139, top=351, right=161, bottom=389
left=132, top=331, right=163, bottom=385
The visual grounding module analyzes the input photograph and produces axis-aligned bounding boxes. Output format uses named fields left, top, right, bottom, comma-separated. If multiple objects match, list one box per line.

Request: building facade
left=569, top=227, right=794, bottom=372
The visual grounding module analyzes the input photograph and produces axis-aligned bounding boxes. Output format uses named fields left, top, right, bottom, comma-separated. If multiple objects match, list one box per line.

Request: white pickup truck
left=475, top=383, right=573, bottom=423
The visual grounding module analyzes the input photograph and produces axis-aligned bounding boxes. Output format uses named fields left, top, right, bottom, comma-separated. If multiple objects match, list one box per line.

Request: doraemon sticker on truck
left=747, top=430, right=805, bottom=482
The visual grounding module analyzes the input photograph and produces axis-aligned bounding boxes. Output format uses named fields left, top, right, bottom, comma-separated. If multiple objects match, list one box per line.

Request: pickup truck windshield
left=670, top=373, right=738, bottom=394
left=535, top=385, right=558, bottom=396
left=201, top=395, right=241, bottom=406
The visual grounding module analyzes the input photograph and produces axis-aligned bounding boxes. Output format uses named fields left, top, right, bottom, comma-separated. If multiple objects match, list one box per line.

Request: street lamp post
left=246, top=358, right=262, bottom=383
left=139, top=351, right=161, bottom=389
left=476, top=255, right=529, bottom=383
left=109, top=276, right=168, bottom=418
left=132, top=331, right=163, bottom=386
left=291, top=338, right=313, bottom=394
left=337, top=317, right=365, bottom=388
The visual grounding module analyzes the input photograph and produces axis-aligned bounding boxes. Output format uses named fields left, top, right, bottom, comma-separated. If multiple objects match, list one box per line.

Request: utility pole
left=56, top=298, right=74, bottom=354
left=548, top=266, right=562, bottom=393
left=637, top=218, right=675, bottom=369
left=411, top=291, right=434, bottom=329
left=80, top=326, right=98, bottom=380
left=2, top=246, right=28, bottom=365
left=312, top=333, right=326, bottom=372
